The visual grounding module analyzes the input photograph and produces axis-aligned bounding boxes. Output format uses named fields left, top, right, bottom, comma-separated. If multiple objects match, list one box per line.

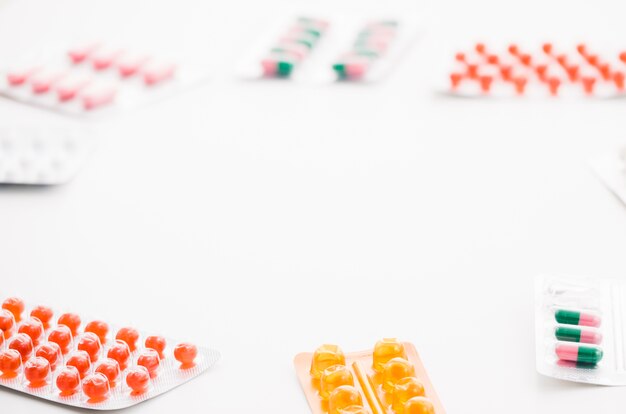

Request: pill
left=173, top=342, right=197, bottom=369
left=0, top=309, right=16, bottom=337
left=48, top=325, right=73, bottom=354
left=320, top=364, right=354, bottom=400
left=85, top=320, right=109, bottom=344
left=466, top=64, right=478, bottom=79
left=519, top=53, right=532, bottom=66
left=18, top=317, right=44, bottom=346
left=556, top=344, right=603, bottom=364
left=555, top=327, right=602, bottom=344
left=339, top=407, right=371, bottom=414
left=66, top=350, right=92, bottom=379
left=310, top=344, right=346, bottom=380
left=9, top=333, right=33, bottom=361
left=81, top=83, right=117, bottom=110
left=2, top=297, right=24, bottom=322
left=556, top=54, right=568, bottom=67
left=613, top=71, right=625, bottom=90
left=565, top=65, right=579, bottom=82
left=500, top=65, right=513, bottom=81
left=392, top=377, right=426, bottom=413
left=535, top=65, right=548, bottom=81
left=404, top=397, right=435, bottom=414
left=77, top=332, right=102, bottom=363
left=35, top=342, right=62, bottom=370
left=6, top=67, right=40, bottom=86
left=137, top=349, right=160, bottom=378
left=620, top=52, right=626, bottom=63
left=542, top=43, right=553, bottom=55
left=24, top=356, right=50, bottom=387
left=586, top=55, right=599, bottom=66
left=547, top=77, right=561, bottom=96
left=56, top=366, right=81, bottom=395
left=145, top=335, right=166, bottom=359
left=508, top=44, right=519, bottom=56
left=30, top=306, right=53, bottom=329
left=373, top=338, right=407, bottom=373
left=328, top=385, right=363, bottom=414
left=333, top=62, right=368, bottom=80
left=68, top=43, right=101, bottom=64
left=597, top=63, right=611, bottom=80
left=143, top=61, right=176, bottom=85
left=56, top=74, right=93, bottom=102
left=479, top=75, right=493, bottom=93
left=115, top=327, right=139, bottom=351
left=126, top=365, right=150, bottom=394
left=107, top=340, right=132, bottom=370
left=117, top=55, right=150, bottom=77
left=83, top=372, right=110, bottom=401
left=95, top=358, right=121, bottom=386
left=576, top=44, right=587, bottom=56
left=57, top=312, right=81, bottom=336
left=475, top=43, right=486, bottom=54
left=30, top=70, right=67, bottom=94
left=0, top=330, right=3, bottom=348
left=486, top=54, right=499, bottom=65
left=91, top=48, right=124, bottom=70
left=455, top=52, right=466, bottom=62
left=383, top=358, right=415, bottom=393
left=513, top=77, right=527, bottom=95
left=555, top=309, right=601, bottom=327
left=261, top=59, right=294, bottom=77
left=450, top=73, right=463, bottom=89
left=0, top=349, right=21, bottom=376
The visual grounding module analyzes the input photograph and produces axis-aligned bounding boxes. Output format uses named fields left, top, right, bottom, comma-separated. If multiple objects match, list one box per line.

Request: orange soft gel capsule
left=0, top=349, right=22, bottom=375
left=320, top=365, right=354, bottom=400
left=310, top=344, right=346, bottom=379
left=66, top=350, right=92, bottom=379
left=18, top=317, right=45, bottom=346
left=404, top=397, right=436, bottom=414
left=0, top=309, right=15, bottom=337
left=77, top=332, right=102, bottom=362
left=138, top=349, right=161, bottom=378
left=126, top=366, right=150, bottom=394
left=107, top=340, right=132, bottom=370
left=30, top=306, right=54, bottom=329
left=145, top=335, right=167, bottom=359
left=85, top=321, right=109, bottom=344
left=48, top=325, right=73, bottom=354
left=393, top=377, right=426, bottom=413
left=2, top=297, right=25, bottom=322
left=35, top=342, right=62, bottom=370
left=328, top=385, right=364, bottom=414
left=95, top=358, right=121, bottom=386
left=373, top=338, right=406, bottom=373
left=56, top=366, right=81, bottom=396
left=116, top=327, right=139, bottom=351
left=9, top=333, right=34, bottom=361
left=24, top=356, right=50, bottom=387
left=174, top=343, right=198, bottom=368
left=383, top=358, right=415, bottom=393
left=58, top=313, right=81, bottom=336
left=83, top=372, right=110, bottom=401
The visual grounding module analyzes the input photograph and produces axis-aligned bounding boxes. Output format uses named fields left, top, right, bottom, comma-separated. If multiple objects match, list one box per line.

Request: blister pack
left=589, top=147, right=626, bottom=206
left=0, top=42, right=210, bottom=117
left=445, top=43, right=626, bottom=98
left=0, top=124, right=95, bottom=185
left=0, top=297, right=220, bottom=410
left=534, top=274, right=626, bottom=385
left=294, top=339, right=445, bottom=414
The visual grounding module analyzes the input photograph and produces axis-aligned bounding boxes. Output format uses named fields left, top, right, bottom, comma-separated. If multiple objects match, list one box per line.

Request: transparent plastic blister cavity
left=0, top=297, right=220, bottom=410
left=0, top=125, right=95, bottom=185
left=589, top=147, right=626, bottom=206
left=535, top=274, right=626, bottom=385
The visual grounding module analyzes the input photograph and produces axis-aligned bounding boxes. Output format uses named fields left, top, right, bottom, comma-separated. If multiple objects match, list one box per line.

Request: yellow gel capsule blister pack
left=294, top=339, right=446, bottom=414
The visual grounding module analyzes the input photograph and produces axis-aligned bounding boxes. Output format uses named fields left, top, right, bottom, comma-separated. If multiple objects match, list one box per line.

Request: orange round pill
left=310, top=344, right=345, bottom=379
left=126, top=365, right=150, bottom=394
left=0, top=330, right=4, bottom=348
left=9, top=333, right=34, bottom=361
left=35, top=342, right=62, bottom=370
left=0, top=309, right=15, bottom=336
left=77, top=332, right=102, bottom=363
left=107, top=340, right=132, bottom=370
left=137, top=349, right=160, bottom=378
left=18, top=317, right=44, bottom=346
left=382, top=358, right=415, bottom=393
left=145, top=335, right=167, bottom=359
left=404, top=396, right=435, bottom=414
left=115, top=327, right=139, bottom=352
left=174, top=343, right=198, bottom=368
left=57, top=313, right=81, bottom=336
left=2, top=297, right=24, bottom=323
left=328, top=385, right=363, bottom=414
left=30, top=306, right=53, bottom=329
left=85, top=321, right=109, bottom=344
left=373, top=338, right=407, bottom=373
left=320, top=365, right=354, bottom=400
left=24, top=356, right=50, bottom=386
left=56, top=366, right=81, bottom=395
left=48, top=325, right=73, bottom=354
left=83, top=372, right=110, bottom=401
left=0, top=349, right=21, bottom=374
left=95, top=358, right=121, bottom=385
left=66, top=350, right=92, bottom=379
left=392, top=377, right=426, bottom=412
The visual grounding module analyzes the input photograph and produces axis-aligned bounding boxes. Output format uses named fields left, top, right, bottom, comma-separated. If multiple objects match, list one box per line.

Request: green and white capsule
left=555, top=327, right=602, bottom=344
left=554, top=309, right=601, bottom=327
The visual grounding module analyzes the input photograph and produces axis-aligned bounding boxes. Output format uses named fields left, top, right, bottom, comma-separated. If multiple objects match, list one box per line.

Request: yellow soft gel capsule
left=382, top=357, right=415, bottom=393
left=404, top=396, right=435, bottom=414
left=328, top=385, right=363, bottom=414
left=372, top=338, right=407, bottom=373
left=320, top=365, right=354, bottom=400
left=392, top=377, right=426, bottom=413
left=310, top=344, right=346, bottom=380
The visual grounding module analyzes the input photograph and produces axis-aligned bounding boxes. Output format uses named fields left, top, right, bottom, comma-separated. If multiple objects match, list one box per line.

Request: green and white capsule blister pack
left=589, top=147, right=626, bottom=206
left=0, top=125, right=95, bottom=185
left=535, top=274, right=626, bottom=385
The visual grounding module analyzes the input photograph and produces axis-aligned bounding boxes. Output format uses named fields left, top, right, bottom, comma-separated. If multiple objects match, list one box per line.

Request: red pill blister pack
left=589, top=147, right=626, bottom=207
left=534, top=274, right=626, bottom=385
left=0, top=42, right=209, bottom=117
left=294, top=339, right=445, bottom=414
left=444, top=42, right=626, bottom=98
left=0, top=297, right=220, bottom=410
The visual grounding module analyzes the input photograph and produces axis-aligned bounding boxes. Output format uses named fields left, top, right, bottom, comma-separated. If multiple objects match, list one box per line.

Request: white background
left=1, top=0, right=626, bottom=412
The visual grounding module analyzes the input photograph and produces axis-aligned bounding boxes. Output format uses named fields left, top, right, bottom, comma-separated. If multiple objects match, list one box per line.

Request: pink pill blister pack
left=589, top=147, right=626, bottom=207
left=534, top=274, right=626, bottom=385
left=0, top=42, right=210, bottom=117
left=0, top=297, right=220, bottom=410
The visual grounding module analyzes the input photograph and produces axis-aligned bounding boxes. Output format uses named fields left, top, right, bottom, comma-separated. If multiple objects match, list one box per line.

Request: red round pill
left=542, top=43, right=553, bottom=55
left=95, top=358, right=121, bottom=386
left=174, top=343, right=198, bottom=368
left=126, top=366, right=150, bottom=394
left=77, top=332, right=102, bottom=363
left=30, top=306, right=53, bottom=329
left=56, top=366, right=81, bottom=395
left=35, top=342, right=62, bottom=370
left=620, top=52, right=626, bottom=63
left=66, top=350, right=92, bottom=379
left=57, top=313, right=81, bottom=336
left=2, top=297, right=24, bottom=323
left=48, top=325, right=73, bottom=354
left=9, top=333, right=34, bottom=361
left=115, top=327, right=139, bottom=352
left=0, top=309, right=15, bottom=337
left=0, top=330, right=4, bottom=348
left=18, top=317, right=44, bottom=346
left=83, top=372, right=110, bottom=401
left=24, top=356, right=50, bottom=386
left=145, top=336, right=167, bottom=359
left=137, top=349, right=160, bottom=378
left=0, top=349, right=21, bottom=374
left=107, top=340, right=131, bottom=370
left=85, top=321, right=109, bottom=344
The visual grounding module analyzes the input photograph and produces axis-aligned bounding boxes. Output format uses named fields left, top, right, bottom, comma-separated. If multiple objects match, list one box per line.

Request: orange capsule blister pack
left=0, top=297, right=220, bottom=410
left=294, top=339, right=445, bottom=414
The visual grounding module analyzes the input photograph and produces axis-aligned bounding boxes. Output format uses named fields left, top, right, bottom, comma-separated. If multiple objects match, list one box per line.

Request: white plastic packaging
left=589, top=147, right=626, bottom=206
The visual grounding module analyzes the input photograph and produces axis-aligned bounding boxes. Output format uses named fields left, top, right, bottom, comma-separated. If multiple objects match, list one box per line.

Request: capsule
left=320, top=364, right=354, bottom=400
left=404, top=396, right=435, bottom=414
left=556, top=344, right=603, bottom=364
left=555, top=309, right=601, bottom=327
left=555, top=327, right=602, bottom=344
left=310, top=344, right=346, bottom=380
left=382, top=357, right=415, bottom=393
left=328, top=385, right=363, bottom=414
left=373, top=338, right=406, bottom=373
